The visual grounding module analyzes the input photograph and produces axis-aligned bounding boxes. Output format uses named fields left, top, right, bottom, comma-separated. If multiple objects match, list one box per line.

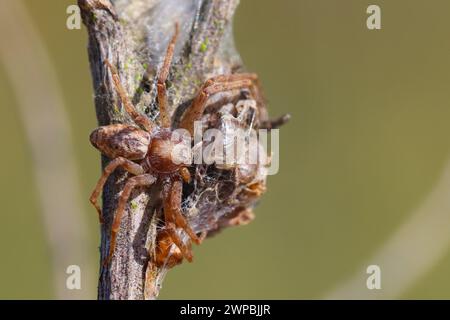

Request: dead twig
left=79, top=0, right=242, bottom=300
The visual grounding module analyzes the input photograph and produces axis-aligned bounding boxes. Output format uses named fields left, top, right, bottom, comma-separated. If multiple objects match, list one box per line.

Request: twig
left=79, top=0, right=241, bottom=300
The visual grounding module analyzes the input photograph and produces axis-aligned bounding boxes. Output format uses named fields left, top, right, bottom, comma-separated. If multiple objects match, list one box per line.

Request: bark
left=78, top=0, right=242, bottom=300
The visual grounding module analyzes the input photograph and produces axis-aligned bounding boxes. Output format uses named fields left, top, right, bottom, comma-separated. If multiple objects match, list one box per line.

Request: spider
left=89, top=24, right=264, bottom=267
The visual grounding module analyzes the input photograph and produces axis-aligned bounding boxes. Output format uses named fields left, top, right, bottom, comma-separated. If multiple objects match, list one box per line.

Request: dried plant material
left=79, top=0, right=288, bottom=300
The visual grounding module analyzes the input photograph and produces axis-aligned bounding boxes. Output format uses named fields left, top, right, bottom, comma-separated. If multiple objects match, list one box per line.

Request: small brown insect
left=89, top=24, right=273, bottom=267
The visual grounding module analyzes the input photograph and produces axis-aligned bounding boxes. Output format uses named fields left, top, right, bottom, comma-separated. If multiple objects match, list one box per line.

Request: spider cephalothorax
left=89, top=24, right=278, bottom=267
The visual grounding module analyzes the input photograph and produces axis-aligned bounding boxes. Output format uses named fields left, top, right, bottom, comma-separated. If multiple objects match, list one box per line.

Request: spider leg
left=158, top=178, right=201, bottom=264
left=104, top=173, right=157, bottom=266
left=89, top=157, right=144, bottom=223
left=261, top=114, right=291, bottom=130
left=105, top=59, right=155, bottom=132
left=179, top=166, right=191, bottom=183
left=154, top=227, right=184, bottom=268
left=157, top=23, right=179, bottom=128
left=166, top=179, right=201, bottom=245
left=164, top=222, right=193, bottom=262
left=179, top=73, right=260, bottom=135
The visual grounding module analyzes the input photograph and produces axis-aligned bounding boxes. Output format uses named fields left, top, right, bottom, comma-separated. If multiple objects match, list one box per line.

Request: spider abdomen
left=90, top=124, right=150, bottom=161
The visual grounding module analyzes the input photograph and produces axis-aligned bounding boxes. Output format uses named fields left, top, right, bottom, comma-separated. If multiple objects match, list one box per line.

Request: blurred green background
left=1, top=0, right=450, bottom=299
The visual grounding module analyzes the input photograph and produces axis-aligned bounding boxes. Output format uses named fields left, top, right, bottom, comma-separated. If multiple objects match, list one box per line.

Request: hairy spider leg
left=179, top=166, right=191, bottom=183
left=90, top=157, right=145, bottom=223
left=167, top=179, right=201, bottom=245
left=261, top=114, right=292, bottom=130
left=154, top=227, right=184, bottom=268
left=157, top=179, right=202, bottom=264
left=163, top=222, right=193, bottom=262
left=179, top=73, right=261, bottom=135
left=105, top=174, right=157, bottom=266
left=157, top=23, right=180, bottom=128
left=105, top=59, right=155, bottom=132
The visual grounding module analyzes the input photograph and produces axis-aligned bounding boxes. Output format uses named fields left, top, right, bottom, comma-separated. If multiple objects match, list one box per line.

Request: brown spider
left=89, top=24, right=264, bottom=267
